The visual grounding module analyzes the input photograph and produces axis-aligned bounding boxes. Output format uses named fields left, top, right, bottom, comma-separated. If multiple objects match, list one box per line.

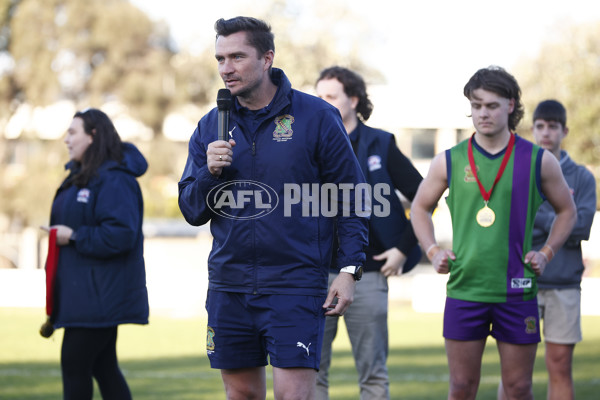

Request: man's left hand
left=524, top=250, right=548, bottom=276
left=374, top=247, right=407, bottom=277
left=323, top=272, right=356, bottom=316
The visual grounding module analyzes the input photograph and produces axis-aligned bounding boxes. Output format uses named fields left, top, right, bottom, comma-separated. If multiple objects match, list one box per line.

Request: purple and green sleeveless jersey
left=445, top=134, right=545, bottom=303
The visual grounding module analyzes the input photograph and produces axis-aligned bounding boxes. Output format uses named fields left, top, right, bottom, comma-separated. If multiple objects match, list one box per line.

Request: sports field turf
left=1, top=303, right=599, bottom=399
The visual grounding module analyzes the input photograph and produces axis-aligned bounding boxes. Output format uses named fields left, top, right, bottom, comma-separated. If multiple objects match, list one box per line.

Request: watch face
left=355, top=266, right=363, bottom=281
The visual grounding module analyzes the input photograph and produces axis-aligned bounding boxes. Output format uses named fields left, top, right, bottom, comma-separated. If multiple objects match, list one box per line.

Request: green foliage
left=0, top=139, right=65, bottom=228
left=0, top=0, right=386, bottom=226
left=0, top=0, right=189, bottom=226
left=229, top=0, right=384, bottom=90
left=7, top=0, right=178, bottom=128
left=515, top=21, right=600, bottom=207
left=136, top=138, right=189, bottom=219
left=516, top=21, right=600, bottom=166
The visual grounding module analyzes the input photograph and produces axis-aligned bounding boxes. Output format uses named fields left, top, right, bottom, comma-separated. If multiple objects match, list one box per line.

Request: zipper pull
left=252, top=141, right=256, bottom=156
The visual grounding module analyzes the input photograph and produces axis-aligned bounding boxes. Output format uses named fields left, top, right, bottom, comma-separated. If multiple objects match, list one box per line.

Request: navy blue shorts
left=205, top=290, right=327, bottom=370
left=443, top=297, right=541, bottom=344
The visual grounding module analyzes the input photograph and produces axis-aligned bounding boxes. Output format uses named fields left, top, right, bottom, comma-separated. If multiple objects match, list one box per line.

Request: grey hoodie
left=534, top=151, right=596, bottom=289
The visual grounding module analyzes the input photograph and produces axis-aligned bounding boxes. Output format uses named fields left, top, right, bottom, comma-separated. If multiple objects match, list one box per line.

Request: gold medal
left=476, top=204, right=495, bottom=227
left=468, top=133, right=514, bottom=229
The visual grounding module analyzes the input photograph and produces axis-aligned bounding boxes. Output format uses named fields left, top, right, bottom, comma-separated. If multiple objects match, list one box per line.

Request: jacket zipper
left=252, top=139, right=258, bottom=294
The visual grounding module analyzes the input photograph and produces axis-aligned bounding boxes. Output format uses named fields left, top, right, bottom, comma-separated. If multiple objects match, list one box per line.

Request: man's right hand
left=207, top=139, right=236, bottom=176
left=430, top=247, right=455, bottom=274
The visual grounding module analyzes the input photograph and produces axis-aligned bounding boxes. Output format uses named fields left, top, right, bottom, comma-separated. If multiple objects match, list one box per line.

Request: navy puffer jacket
left=50, top=143, right=149, bottom=328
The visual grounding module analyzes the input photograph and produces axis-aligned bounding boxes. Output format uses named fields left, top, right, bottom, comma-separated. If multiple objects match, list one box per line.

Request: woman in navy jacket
left=46, top=108, right=149, bottom=400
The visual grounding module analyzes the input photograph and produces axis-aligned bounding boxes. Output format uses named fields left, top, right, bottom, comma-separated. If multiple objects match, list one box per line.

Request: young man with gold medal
left=410, top=66, right=576, bottom=400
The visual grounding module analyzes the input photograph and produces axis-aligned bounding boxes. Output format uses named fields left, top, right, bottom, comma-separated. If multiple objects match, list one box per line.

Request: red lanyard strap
left=467, top=133, right=515, bottom=202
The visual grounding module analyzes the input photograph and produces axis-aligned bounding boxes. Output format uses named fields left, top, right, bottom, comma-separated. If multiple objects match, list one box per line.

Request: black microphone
left=217, top=89, right=232, bottom=141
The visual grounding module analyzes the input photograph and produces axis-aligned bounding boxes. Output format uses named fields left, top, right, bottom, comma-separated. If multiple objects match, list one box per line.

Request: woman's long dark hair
left=69, top=108, right=123, bottom=187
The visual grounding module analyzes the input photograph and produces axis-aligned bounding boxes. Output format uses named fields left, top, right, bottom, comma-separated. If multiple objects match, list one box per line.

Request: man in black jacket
left=315, top=66, right=423, bottom=400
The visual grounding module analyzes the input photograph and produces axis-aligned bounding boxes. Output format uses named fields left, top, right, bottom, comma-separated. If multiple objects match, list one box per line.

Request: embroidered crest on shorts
left=524, top=316, right=537, bottom=334
left=272, top=115, right=294, bottom=142
left=206, top=326, right=215, bottom=354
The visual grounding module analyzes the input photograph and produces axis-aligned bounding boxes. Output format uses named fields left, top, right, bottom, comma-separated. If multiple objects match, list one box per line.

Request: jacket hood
left=65, top=142, right=147, bottom=178
left=115, top=142, right=148, bottom=177
left=559, top=150, right=576, bottom=174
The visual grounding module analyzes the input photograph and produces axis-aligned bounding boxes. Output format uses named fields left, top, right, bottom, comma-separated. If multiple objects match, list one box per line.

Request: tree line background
left=0, top=0, right=598, bottom=235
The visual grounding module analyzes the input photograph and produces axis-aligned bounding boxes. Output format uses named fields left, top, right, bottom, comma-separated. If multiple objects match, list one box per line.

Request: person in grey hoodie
left=500, top=99, right=596, bottom=400
left=532, top=100, right=596, bottom=400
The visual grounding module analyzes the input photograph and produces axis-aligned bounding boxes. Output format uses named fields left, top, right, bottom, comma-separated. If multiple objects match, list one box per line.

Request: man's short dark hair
left=533, top=99, right=567, bottom=128
left=317, top=66, right=374, bottom=122
left=464, top=66, right=524, bottom=132
left=214, top=16, right=274, bottom=57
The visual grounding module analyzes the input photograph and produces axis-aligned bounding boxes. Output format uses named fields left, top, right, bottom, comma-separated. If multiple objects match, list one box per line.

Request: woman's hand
left=41, top=225, right=74, bottom=246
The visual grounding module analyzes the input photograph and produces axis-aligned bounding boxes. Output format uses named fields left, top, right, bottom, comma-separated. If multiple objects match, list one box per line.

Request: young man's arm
left=410, top=152, right=455, bottom=274
left=525, top=151, right=577, bottom=275
left=565, top=167, right=596, bottom=245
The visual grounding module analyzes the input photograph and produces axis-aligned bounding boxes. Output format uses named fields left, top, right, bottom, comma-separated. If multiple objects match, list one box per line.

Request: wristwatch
left=339, top=265, right=363, bottom=281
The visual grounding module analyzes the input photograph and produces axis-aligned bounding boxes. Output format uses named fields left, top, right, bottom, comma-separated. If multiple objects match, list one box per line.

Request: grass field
left=1, top=303, right=599, bottom=399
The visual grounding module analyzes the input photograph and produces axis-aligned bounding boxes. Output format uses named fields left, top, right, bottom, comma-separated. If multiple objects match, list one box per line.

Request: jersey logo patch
left=77, top=188, right=91, bottom=203
left=368, top=155, right=382, bottom=171
left=464, top=165, right=477, bottom=183
left=511, top=278, right=532, bottom=289
left=273, top=114, right=294, bottom=142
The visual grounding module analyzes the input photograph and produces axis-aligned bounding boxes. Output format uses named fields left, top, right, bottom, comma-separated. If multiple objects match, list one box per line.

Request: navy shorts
left=443, top=297, right=541, bottom=344
left=205, top=290, right=327, bottom=370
